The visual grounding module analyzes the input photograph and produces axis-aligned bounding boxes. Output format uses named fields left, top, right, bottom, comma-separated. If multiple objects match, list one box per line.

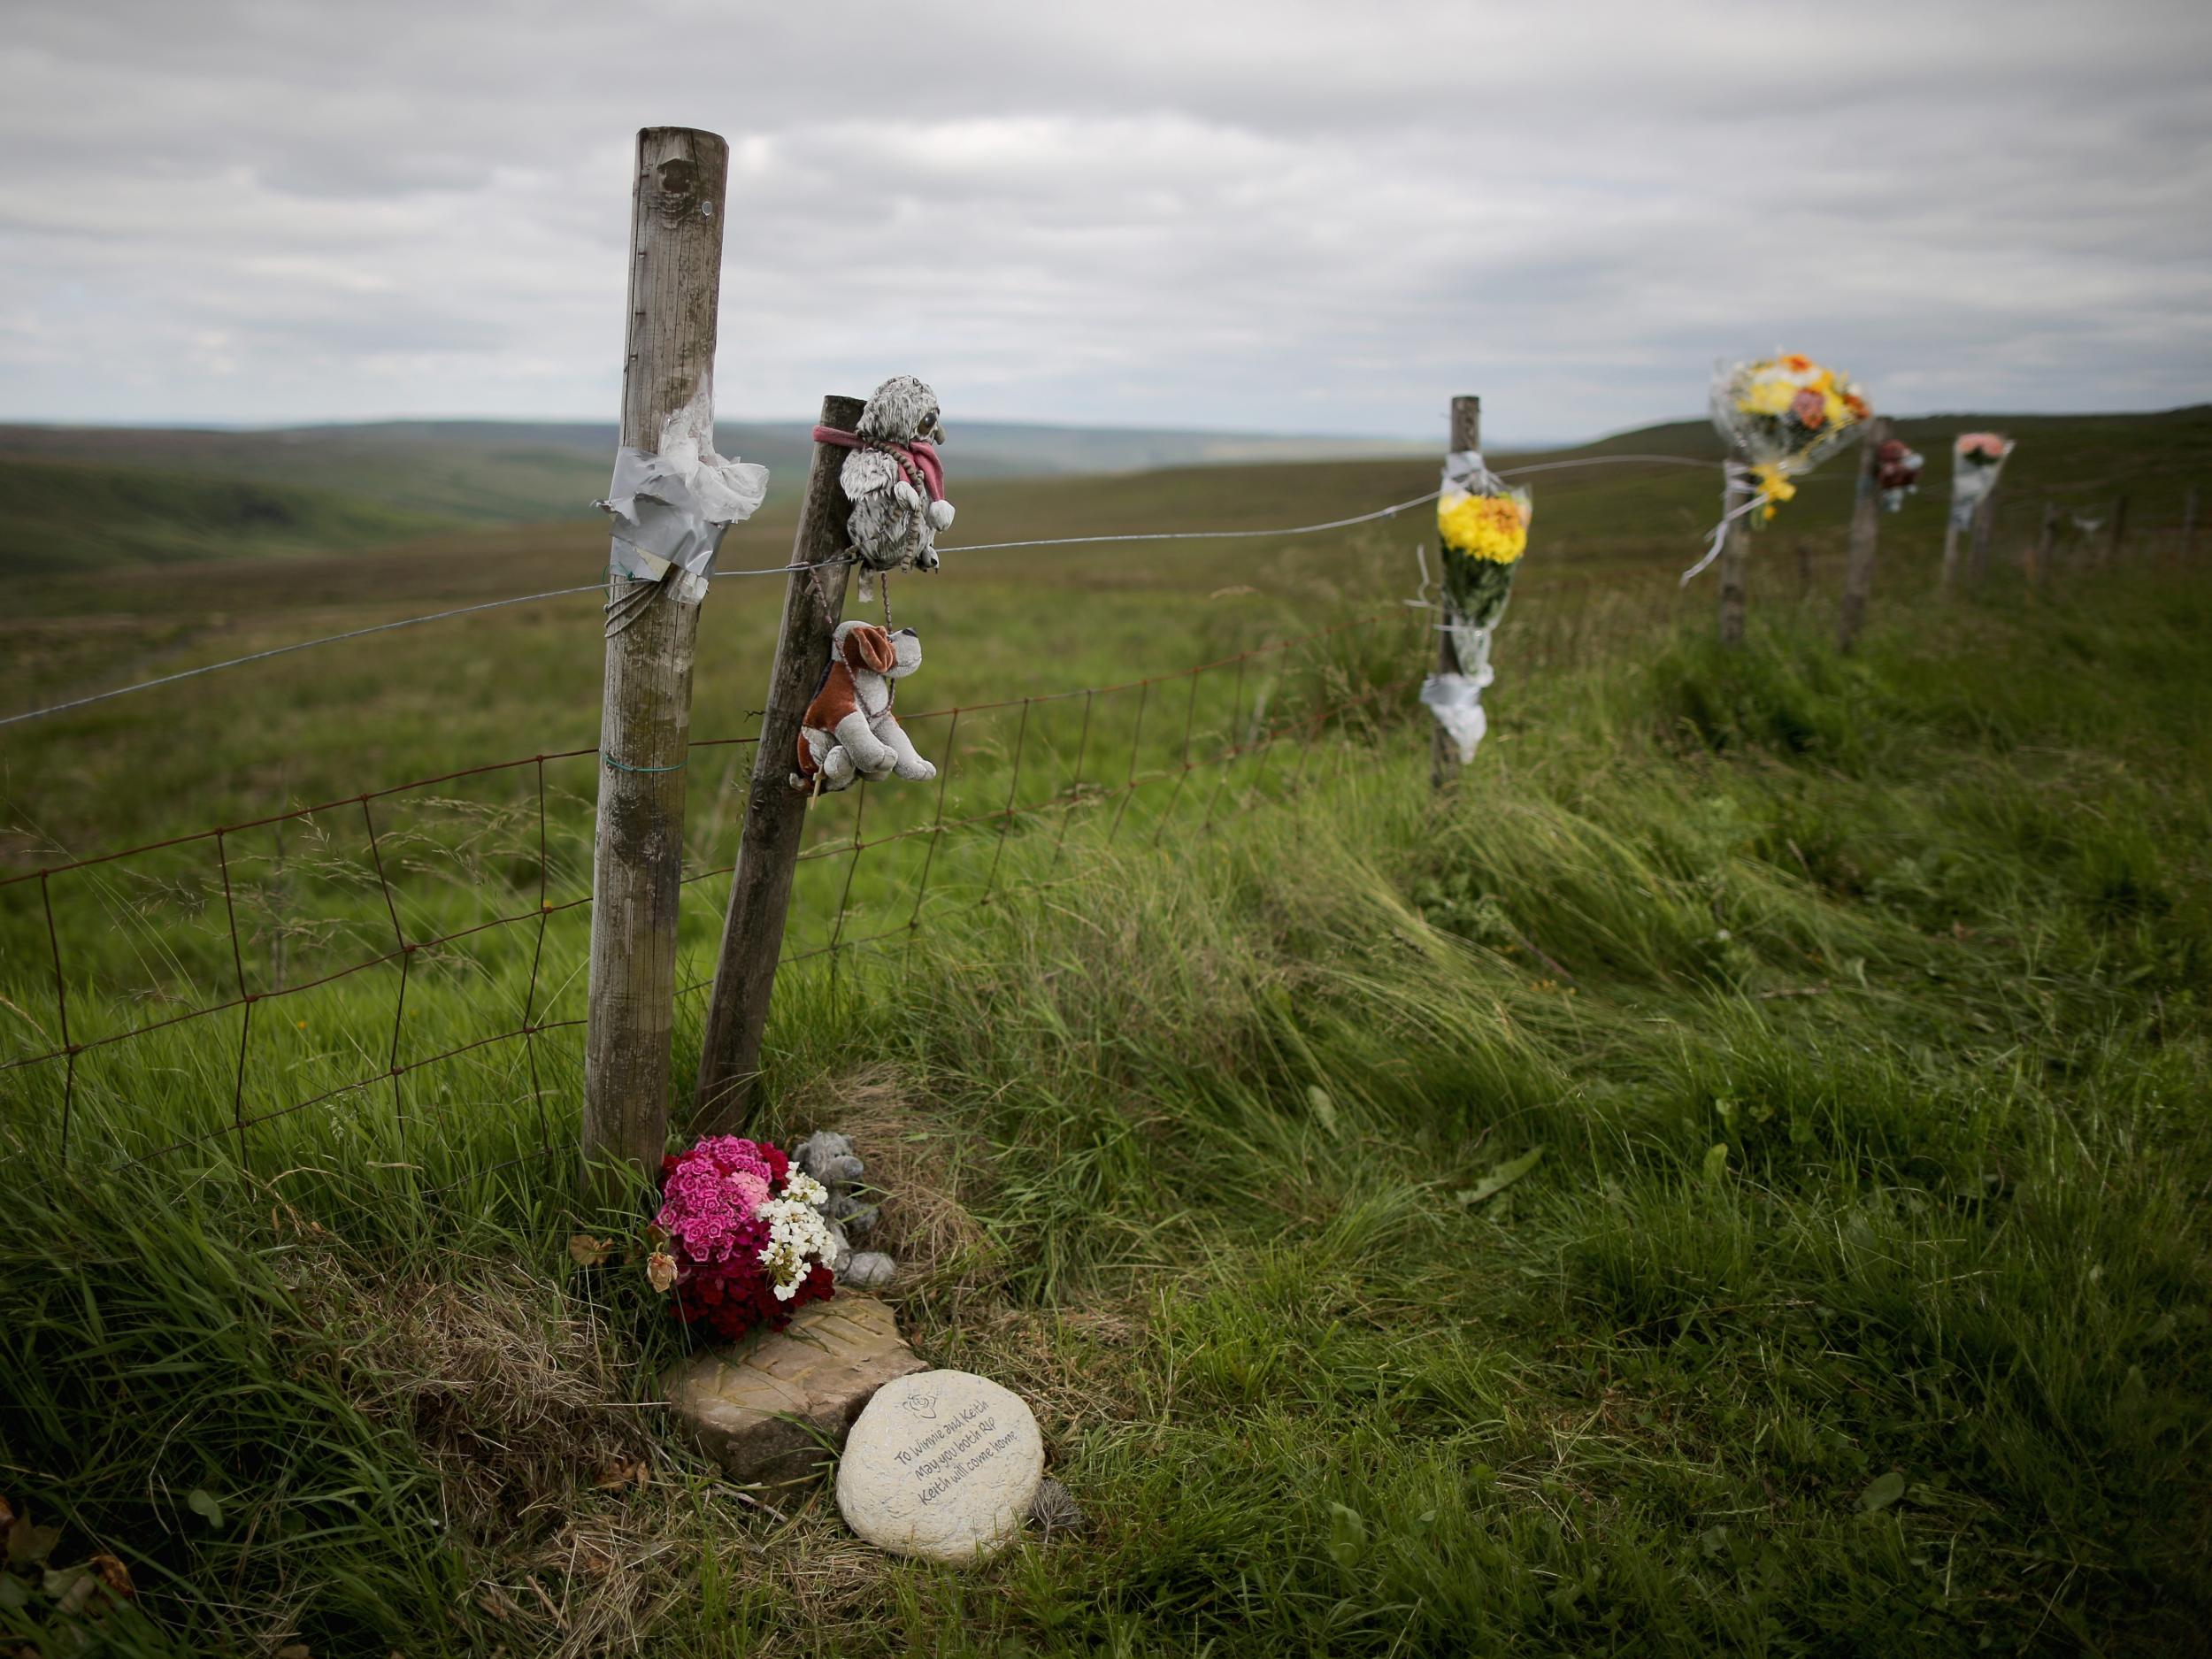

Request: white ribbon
left=1682, top=461, right=1761, bottom=585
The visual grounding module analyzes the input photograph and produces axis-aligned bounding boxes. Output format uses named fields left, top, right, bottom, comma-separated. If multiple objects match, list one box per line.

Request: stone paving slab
left=664, top=1294, right=926, bottom=1490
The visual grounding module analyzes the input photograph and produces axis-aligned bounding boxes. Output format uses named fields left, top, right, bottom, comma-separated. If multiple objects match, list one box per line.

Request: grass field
left=3, top=411, right=2210, bottom=1656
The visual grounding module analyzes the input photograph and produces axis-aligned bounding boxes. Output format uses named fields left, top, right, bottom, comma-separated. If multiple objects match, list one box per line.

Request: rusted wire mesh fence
left=0, top=603, right=1457, bottom=1186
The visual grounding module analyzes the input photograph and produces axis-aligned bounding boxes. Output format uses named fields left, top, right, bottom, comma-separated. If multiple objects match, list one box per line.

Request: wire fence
left=1, top=458, right=2196, bottom=1189
left=0, top=451, right=1715, bottom=733
left=0, top=602, right=1449, bottom=1187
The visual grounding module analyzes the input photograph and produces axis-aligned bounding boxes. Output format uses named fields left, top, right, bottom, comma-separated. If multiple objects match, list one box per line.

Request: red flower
left=656, top=1137, right=835, bottom=1345
left=1790, top=389, right=1826, bottom=428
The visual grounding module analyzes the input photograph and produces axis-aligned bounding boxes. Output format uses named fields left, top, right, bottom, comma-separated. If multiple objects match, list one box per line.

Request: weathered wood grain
left=1968, top=486, right=1998, bottom=583
left=693, top=394, right=864, bottom=1131
left=582, top=127, right=728, bottom=1199
left=1836, top=416, right=1887, bottom=653
left=1716, top=490, right=1749, bottom=648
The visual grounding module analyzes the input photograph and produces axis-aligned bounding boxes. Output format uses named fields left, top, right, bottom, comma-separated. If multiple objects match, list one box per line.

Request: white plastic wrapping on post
left=598, top=380, right=770, bottom=606
left=1682, top=462, right=1760, bottom=584
left=1421, top=660, right=1494, bottom=764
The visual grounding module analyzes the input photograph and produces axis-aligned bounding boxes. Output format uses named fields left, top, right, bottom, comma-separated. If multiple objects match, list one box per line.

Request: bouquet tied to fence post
left=1420, top=451, right=1532, bottom=764
left=1876, top=439, right=1925, bottom=512
left=1948, top=433, right=2015, bottom=530
left=645, top=1135, right=839, bottom=1342
left=1686, top=353, right=1870, bottom=580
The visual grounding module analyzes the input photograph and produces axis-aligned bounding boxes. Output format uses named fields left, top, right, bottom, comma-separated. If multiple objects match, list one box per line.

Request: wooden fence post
left=1716, top=482, right=1749, bottom=648
left=2107, top=495, right=2129, bottom=566
left=580, top=127, right=728, bottom=1200
left=1939, top=452, right=1965, bottom=592
left=1430, top=394, right=1479, bottom=789
left=1967, top=486, right=1998, bottom=584
left=2184, top=485, right=2200, bottom=563
left=2032, top=499, right=2057, bottom=590
left=693, top=396, right=864, bottom=1130
left=1836, top=417, right=1887, bottom=652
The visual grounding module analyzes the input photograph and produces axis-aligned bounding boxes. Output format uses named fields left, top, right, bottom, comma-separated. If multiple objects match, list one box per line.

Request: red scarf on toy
left=810, top=426, right=944, bottom=503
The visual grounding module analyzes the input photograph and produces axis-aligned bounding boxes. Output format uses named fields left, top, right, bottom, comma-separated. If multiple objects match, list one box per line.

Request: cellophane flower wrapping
left=1709, top=354, right=1871, bottom=522
left=649, top=1136, right=835, bottom=1342
left=1948, top=433, right=2015, bottom=530
left=1876, top=439, right=1925, bottom=512
left=1425, top=451, right=1532, bottom=763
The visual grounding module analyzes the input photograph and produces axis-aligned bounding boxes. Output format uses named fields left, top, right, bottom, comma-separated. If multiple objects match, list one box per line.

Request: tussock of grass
left=5, top=572, right=2212, bottom=1655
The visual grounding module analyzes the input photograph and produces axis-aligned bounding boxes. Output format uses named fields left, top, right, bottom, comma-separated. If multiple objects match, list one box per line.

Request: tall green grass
left=4, top=571, right=2210, bottom=1655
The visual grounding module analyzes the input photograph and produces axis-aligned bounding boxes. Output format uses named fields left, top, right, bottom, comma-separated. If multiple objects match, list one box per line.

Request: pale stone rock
left=844, top=1250, right=896, bottom=1289
left=664, top=1295, right=925, bottom=1490
left=835, top=1370, right=1043, bottom=1563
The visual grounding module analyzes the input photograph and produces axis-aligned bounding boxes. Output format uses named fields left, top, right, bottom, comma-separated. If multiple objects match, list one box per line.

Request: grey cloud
left=0, top=0, right=2206, bottom=437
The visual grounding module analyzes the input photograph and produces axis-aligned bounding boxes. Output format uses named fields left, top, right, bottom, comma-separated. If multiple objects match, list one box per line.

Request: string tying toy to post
left=1686, top=353, right=1870, bottom=582
left=810, top=374, right=956, bottom=606
left=1420, top=450, right=1532, bottom=764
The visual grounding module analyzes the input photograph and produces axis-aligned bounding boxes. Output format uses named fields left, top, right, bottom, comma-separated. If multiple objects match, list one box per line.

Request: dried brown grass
left=283, top=1247, right=717, bottom=1656
left=761, top=1064, right=1001, bottom=1304
left=248, top=1078, right=1105, bottom=1655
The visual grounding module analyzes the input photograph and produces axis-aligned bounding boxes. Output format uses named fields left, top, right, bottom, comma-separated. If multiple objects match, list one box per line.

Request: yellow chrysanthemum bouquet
left=1422, top=453, right=1533, bottom=763
left=1437, top=457, right=1532, bottom=634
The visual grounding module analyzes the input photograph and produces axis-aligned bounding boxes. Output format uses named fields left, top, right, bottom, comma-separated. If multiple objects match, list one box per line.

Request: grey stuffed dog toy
left=811, top=375, right=954, bottom=602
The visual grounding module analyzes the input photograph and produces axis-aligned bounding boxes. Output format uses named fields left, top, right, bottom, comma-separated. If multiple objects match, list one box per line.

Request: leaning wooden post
left=2107, top=495, right=2129, bottom=566
left=580, top=127, right=729, bottom=1200
left=1836, top=416, right=1887, bottom=652
left=2184, top=486, right=2200, bottom=564
left=693, top=396, right=863, bottom=1130
left=1430, top=394, right=1479, bottom=789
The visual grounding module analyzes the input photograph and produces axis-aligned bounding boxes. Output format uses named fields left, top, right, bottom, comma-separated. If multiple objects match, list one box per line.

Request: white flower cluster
left=756, top=1170, right=834, bottom=1300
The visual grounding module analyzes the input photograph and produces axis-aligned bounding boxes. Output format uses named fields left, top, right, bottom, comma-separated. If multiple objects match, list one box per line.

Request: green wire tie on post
left=601, top=754, right=688, bottom=774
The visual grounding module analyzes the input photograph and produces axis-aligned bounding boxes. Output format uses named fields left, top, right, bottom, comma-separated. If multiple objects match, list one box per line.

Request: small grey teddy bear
left=792, top=1130, right=895, bottom=1289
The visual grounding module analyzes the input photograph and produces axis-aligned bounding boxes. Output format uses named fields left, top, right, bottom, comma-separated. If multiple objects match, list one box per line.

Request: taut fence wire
left=0, top=453, right=1717, bottom=733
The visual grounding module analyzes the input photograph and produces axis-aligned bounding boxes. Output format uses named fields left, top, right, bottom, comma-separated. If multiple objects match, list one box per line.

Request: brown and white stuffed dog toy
left=793, top=621, right=936, bottom=792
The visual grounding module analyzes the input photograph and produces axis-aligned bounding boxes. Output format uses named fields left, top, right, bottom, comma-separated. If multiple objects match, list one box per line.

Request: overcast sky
left=3, top=1, right=2208, bottom=442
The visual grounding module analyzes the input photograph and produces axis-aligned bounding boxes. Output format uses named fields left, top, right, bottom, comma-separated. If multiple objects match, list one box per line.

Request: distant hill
left=0, top=457, right=450, bottom=576
left=5, top=406, right=2201, bottom=579
left=0, top=418, right=1425, bottom=530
